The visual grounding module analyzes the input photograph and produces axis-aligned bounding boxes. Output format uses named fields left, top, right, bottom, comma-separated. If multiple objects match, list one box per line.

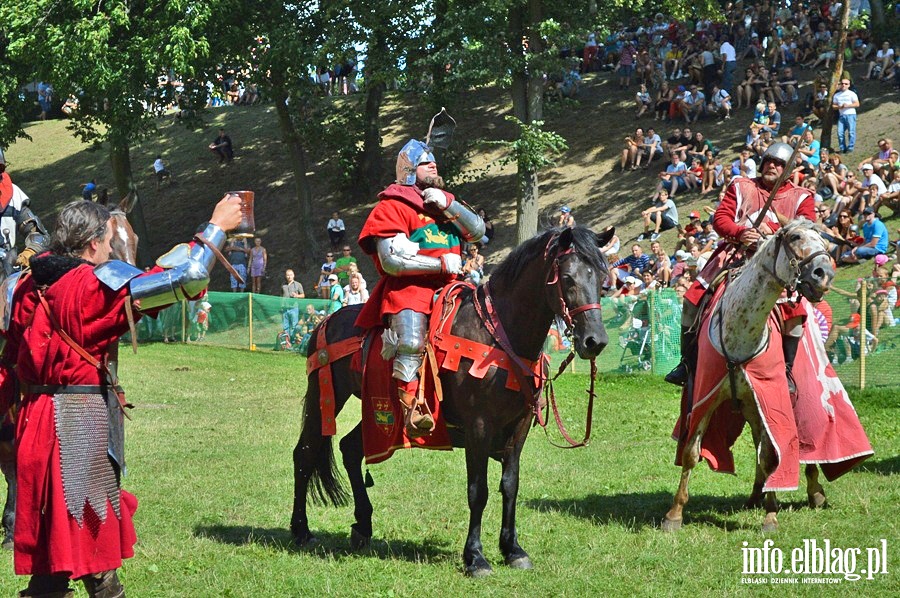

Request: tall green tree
left=2, top=1, right=218, bottom=264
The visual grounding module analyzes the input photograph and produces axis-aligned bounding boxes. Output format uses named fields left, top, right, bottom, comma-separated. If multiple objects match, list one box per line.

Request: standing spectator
left=334, top=244, right=357, bottom=287
left=719, top=36, right=737, bottom=92
left=315, top=250, right=336, bottom=298
left=617, top=42, right=637, bottom=90
left=842, top=207, right=888, bottom=263
left=832, top=79, right=860, bottom=154
left=208, top=128, right=234, bottom=164
left=281, top=269, right=305, bottom=334
left=225, top=236, right=250, bottom=292
left=37, top=82, right=53, bottom=120
left=249, top=237, right=267, bottom=294
left=152, top=155, right=174, bottom=189
left=554, top=205, right=575, bottom=228
left=637, top=189, right=679, bottom=242
left=342, top=273, right=370, bottom=306
left=195, top=301, right=211, bottom=341
left=327, top=273, right=343, bottom=313
left=327, top=211, right=346, bottom=248
left=81, top=179, right=97, bottom=201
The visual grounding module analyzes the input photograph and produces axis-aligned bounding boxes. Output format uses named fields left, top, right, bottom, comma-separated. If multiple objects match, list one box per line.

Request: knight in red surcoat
left=357, top=139, right=484, bottom=437
left=4, top=197, right=242, bottom=597
left=666, top=142, right=817, bottom=391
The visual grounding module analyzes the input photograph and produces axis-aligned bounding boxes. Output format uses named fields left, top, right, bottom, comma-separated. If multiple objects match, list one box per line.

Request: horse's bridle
left=760, top=227, right=829, bottom=294
left=544, top=240, right=603, bottom=332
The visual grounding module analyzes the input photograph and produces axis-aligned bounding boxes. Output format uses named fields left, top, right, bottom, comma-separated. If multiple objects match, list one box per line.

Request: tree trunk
left=357, top=78, right=386, bottom=199
left=510, top=0, right=544, bottom=244
left=820, top=1, right=851, bottom=148
left=271, top=84, right=316, bottom=263
left=108, top=138, right=151, bottom=267
left=869, top=0, right=885, bottom=30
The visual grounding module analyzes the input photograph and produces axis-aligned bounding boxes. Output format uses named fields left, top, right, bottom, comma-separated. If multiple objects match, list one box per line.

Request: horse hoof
left=660, top=517, right=682, bottom=533
left=466, top=564, right=494, bottom=578
left=1, top=538, right=12, bottom=551
left=744, top=497, right=764, bottom=510
left=293, top=534, right=319, bottom=548
left=505, top=555, right=533, bottom=570
left=808, top=492, right=827, bottom=509
left=349, top=527, right=371, bottom=551
left=761, top=522, right=778, bottom=534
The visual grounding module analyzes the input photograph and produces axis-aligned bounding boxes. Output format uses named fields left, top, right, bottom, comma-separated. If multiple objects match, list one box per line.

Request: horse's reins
left=471, top=234, right=602, bottom=448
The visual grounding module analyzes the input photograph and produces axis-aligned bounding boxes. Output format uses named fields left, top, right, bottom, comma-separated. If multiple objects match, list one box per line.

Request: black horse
left=291, top=226, right=615, bottom=576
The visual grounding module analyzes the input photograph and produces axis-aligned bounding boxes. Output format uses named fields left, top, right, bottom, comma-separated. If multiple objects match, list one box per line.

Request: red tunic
left=685, top=177, right=816, bottom=309
left=355, top=184, right=463, bottom=329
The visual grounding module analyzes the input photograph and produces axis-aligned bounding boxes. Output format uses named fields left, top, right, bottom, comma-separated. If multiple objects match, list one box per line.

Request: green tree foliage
left=1, top=0, right=218, bottom=264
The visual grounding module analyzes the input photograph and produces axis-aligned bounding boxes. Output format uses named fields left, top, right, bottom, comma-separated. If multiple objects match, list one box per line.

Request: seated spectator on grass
left=874, top=169, right=900, bottom=216
left=462, top=243, right=485, bottom=284
left=641, top=127, right=664, bottom=166
left=648, top=240, right=671, bottom=286
left=841, top=207, right=889, bottom=263
left=611, top=244, right=651, bottom=284
left=635, top=83, right=652, bottom=118
left=621, top=128, right=645, bottom=171
left=812, top=82, right=831, bottom=120
left=860, top=138, right=894, bottom=176
left=638, top=190, right=679, bottom=242
left=776, top=66, right=799, bottom=104
left=670, top=249, right=689, bottom=283
left=865, top=41, right=895, bottom=81
left=761, top=102, right=781, bottom=136
left=653, top=153, right=688, bottom=199
left=316, top=250, right=336, bottom=298
left=554, top=205, right=575, bottom=228
left=798, top=129, right=821, bottom=169
left=327, top=211, right=346, bottom=248
left=684, top=85, right=706, bottom=124
left=815, top=204, right=832, bottom=225
left=81, top=179, right=97, bottom=201
left=696, top=219, right=720, bottom=253
left=701, top=150, right=724, bottom=193
left=654, top=83, right=674, bottom=120
left=732, top=148, right=758, bottom=179
left=209, top=129, right=234, bottom=164
left=708, top=84, right=732, bottom=119
left=784, top=116, right=808, bottom=144
left=599, top=225, right=620, bottom=257
left=342, top=273, right=370, bottom=306
left=477, top=208, right=494, bottom=244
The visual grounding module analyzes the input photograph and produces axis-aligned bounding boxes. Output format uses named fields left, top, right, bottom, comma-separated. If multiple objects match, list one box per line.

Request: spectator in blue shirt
left=653, top=153, right=688, bottom=199
left=842, top=207, right=888, bottom=263
left=81, top=179, right=97, bottom=201
left=612, top=243, right=651, bottom=284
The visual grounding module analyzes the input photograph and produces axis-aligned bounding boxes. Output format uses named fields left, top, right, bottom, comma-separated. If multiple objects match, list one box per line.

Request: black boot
left=80, top=570, right=124, bottom=598
left=783, top=335, right=800, bottom=397
left=665, top=327, right=699, bottom=387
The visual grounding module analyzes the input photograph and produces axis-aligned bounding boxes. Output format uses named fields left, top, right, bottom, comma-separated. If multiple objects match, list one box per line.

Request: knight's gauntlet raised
left=129, top=223, right=227, bottom=310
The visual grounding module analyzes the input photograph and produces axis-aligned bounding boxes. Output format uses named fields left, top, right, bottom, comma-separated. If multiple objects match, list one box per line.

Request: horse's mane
left=491, top=226, right=606, bottom=287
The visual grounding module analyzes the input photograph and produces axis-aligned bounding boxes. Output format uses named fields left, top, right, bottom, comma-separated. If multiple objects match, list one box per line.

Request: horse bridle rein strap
left=545, top=243, right=602, bottom=330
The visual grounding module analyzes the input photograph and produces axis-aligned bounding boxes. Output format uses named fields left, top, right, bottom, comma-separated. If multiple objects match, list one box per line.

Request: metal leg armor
left=388, top=309, right=433, bottom=437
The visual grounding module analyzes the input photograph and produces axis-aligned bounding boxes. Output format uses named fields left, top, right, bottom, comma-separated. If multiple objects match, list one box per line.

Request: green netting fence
left=128, top=278, right=899, bottom=389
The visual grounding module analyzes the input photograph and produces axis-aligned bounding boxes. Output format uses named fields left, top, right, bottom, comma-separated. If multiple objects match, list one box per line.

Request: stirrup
left=664, top=361, right=688, bottom=387
left=398, top=390, right=434, bottom=438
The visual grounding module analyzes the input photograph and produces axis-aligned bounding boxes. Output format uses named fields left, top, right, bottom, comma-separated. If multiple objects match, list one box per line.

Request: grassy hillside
left=6, top=67, right=899, bottom=292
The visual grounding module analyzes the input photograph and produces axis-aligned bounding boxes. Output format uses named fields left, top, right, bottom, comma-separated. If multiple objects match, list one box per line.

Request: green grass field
left=1, top=343, right=896, bottom=596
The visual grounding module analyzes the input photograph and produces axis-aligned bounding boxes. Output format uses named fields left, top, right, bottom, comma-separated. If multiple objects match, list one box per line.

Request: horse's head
left=546, top=226, right=616, bottom=359
left=109, top=210, right=139, bottom=266
left=765, top=219, right=833, bottom=302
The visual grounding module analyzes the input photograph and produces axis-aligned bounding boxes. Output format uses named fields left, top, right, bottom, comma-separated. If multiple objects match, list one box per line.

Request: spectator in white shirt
left=327, top=211, right=346, bottom=248
left=831, top=79, right=860, bottom=153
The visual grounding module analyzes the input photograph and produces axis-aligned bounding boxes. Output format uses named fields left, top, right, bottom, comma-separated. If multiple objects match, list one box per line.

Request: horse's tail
left=300, top=316, right=348, bottom=507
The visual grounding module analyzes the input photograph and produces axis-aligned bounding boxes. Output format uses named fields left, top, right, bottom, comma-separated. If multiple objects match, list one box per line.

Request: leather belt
left=21, top=384, right=123, bottom=395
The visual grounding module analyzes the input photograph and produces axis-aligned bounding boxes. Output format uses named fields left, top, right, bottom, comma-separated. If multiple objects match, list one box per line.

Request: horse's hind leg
left=498, top=418, right=532, bottom=570
left=805, top=464, right=827, bottom=509
left=291, top=421, right=322, bottom=547
left=463, top=423, right=493, bottom=577
left=339, top=422, right=373, bottom=550
left=745, top=406, right=780, bottom=533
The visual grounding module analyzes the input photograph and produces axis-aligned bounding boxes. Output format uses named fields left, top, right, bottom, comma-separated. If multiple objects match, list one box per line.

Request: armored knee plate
left=389, top=309, right=427, bottom=382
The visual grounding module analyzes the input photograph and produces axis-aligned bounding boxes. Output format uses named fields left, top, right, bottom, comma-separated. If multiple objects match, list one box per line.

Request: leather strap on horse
left=306, top=314, right=364, bottom=436
left=193, top=234, right=245, bottom=286
left=36, top=289, right=132, bottom=417
left=540, top=351, right=597, bottom=448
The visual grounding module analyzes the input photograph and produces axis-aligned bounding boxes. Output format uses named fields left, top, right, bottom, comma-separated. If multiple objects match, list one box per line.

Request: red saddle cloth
left=358, top=282, right=544, bottom=465
left=673, top=286, right=873, bottom=491
left=360, top=331, right=453, bottom=465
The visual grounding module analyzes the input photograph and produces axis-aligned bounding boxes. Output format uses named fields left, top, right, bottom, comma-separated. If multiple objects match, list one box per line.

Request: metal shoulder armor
left=94, top=260, right=143, bottom=291
left=0, top=270, right=23, bottom=332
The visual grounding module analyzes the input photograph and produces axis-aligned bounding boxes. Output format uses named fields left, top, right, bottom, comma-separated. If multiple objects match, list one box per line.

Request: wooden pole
left=859, top=280, right=867, bottom=390
left=649, top=290, right=657, bottom=373
left=248, top=293, right=255, bottom=351
left=181, top=301, right=186, bottom=343
left=819, top=0, right=852, bottom=148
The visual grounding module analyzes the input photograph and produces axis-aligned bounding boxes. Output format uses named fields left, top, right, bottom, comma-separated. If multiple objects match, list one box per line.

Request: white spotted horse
left=663, top=219, right=872, bottom=534
left=291, top=226, right=615, bottom=576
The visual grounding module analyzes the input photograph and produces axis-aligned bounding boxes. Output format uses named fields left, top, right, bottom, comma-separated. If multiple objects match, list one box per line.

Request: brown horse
left=290, top=226, right=615, bottom=576
left=0, top=196, right=139, bottom=548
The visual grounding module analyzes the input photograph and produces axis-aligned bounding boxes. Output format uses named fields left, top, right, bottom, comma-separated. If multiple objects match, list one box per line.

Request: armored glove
left=441, top=253, right=462, bottom=274
left=423, top=188, right=450, bottom=210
